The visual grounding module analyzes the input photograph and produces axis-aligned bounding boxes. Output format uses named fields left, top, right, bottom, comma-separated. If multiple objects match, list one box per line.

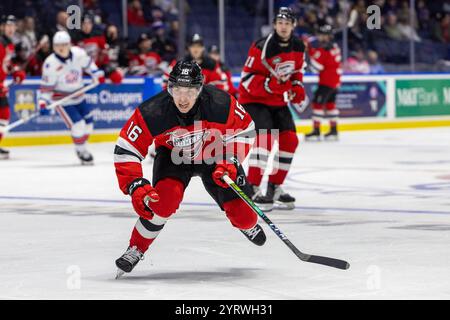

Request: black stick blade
left=306, top=255, right=350, bottom=270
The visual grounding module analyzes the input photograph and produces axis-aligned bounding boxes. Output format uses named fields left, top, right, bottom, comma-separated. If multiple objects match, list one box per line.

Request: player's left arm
left=114, top=108, right=153, bottom=195
left=80, top=48, right=105, bottom=83
left=223, top=96, right=255, bottom=163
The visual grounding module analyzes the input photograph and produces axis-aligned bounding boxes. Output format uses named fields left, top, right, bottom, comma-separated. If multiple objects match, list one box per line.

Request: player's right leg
left=305, top=86, right=327, bottom=141
left=242, top=103, right=275, bottom=209
left=56, top=103, right=93, bottom=164
left=0, top=97, right=11, bottom=159
left=115, top=177, right=185, bottom=275
left=116, top=148, right=191, bottom=277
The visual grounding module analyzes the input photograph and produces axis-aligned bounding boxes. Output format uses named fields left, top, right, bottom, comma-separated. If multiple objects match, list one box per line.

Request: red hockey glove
left=109, top=69, right=123, bottom=84
left=264, top=76, right=291, bottom=95
left=290, top=81, right=305, bottom=105
left=128, top=178, right=160, bottom=219
left=12, top=70, right=26, bottom=84
left=212, top=161, right=237, bottom=188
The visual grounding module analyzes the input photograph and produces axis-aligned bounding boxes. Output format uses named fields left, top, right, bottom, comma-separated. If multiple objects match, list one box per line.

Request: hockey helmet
left=168, top=60, right=204, bottom=92
left=273, top=7, right=296, bottom=24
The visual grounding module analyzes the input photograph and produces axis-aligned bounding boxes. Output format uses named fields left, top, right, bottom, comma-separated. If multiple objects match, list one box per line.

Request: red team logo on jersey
left=166, top=128, right=211, bottom=161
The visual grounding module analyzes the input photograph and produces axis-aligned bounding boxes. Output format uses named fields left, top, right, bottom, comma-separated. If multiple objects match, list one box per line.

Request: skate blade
left=0, top=155, right=10, bottom=160
left=275, top=201, right=295, bottom=210
left=323, top=136, right=339, bottom=141
left=115, top=269, right=125, bottom=279
left=304, top=136, right=321, bottom=142
left=80, top=160, right=94, bottom=166
left=255, top=203, right=273, bottom=212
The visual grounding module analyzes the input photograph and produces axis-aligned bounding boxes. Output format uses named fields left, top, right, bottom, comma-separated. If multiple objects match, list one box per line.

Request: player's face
left=54, top=43, right=71, bottom=58
left=318, top=34, right=330, bottom=43
left=188, top=44, right=204, bottom=60
left=170, top=86, right=201, bottom=113
left=4, top=23, right=16, bottom=38
left=274, top=19, right=294, bottom=40
left=209, top=52, right=220, bottom=63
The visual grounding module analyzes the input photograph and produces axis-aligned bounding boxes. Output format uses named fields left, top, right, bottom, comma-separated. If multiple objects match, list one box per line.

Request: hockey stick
left=261, top=32, right=304, bottom=81
left=222, top=174, right=350, bottom=270
left=2, top=80, right=99, bottom=133
left=283, top=91, right=310, bottom=118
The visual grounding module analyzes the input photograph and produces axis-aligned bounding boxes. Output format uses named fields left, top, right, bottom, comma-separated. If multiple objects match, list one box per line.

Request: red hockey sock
left=269, top=130, right=299, bottom=185
left=0, top=106, right=11, bottom=142
left=247, top=132, right=274, bottom=186
left=223, top=198, right=257, bottom=230
left=325, top=102, right=338, bottom=126
left=312, top=103, right=324, bottom=126
left=129, top=178, right=184, bottom=253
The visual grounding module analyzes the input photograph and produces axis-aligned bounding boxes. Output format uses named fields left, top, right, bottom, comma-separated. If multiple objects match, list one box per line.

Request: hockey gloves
left=290, top=81, right=306, bottom=105
left=264, top=76, right=291, bottom=95
left=38, top=100, right=54, bottom=116
left=128, top=178, right=160, bottom=219
left=212, top=161, right=237, bottom=188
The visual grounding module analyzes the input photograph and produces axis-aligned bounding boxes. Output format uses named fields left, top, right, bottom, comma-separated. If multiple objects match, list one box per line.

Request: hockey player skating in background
left=208, top=44, right=238, bottom=97
left=114, top=60, right=266, bottom=277
left=163, top=34, right=232, bottom=94
left=0, top=15, right=26, bottom=159
left=304, top=24, right=342, bottom=140
left=238, top=7, right=306, bottom=211
left=38, top=31, right=105, bottom=165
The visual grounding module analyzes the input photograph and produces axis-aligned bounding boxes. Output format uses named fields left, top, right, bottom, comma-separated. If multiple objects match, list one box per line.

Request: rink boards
left=1, top=73, right=450, bottom=147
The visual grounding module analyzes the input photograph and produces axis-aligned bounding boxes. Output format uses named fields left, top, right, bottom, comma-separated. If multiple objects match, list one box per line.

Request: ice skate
left=248, top=184, right=274, bottom=212
left=323, top=126, right=339, bottom=141
left=76, top=149, right=94, bottom=165
left=115, top=246, right=144, bottom=279
left=266, top=182, right=295, bottom=210
left=0, top=148, right=10, bottom=160
left=240, top=224, right=266, bottom=246
left=304, top=128, right=321, bottom=141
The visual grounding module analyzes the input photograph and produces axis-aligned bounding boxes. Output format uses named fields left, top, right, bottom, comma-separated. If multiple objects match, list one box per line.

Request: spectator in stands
left=127, top=0, right=149, bottom=27
left=26, top=35, right=51, bottom=76
left=54, top=10, right=69, bottom=33
left=367, top=50, right=385, bottom=74
left=416, top=0, right=431, bottom=31
left=398, top=14, right=421, bottom=42
left=384, top=12, right=403, bottom=41
left=433, top=13, right=450, bottom=44
left=17, top=16, right=37, bottom=59
left=344, top=48, right=370, bottom=74
left=151, top=21, right=177, bottom=62
left=105, top=24, right=129, bottom=70
left=128, top=32, right=162, bottom=76
left=208, top=45, right=238, bottom=97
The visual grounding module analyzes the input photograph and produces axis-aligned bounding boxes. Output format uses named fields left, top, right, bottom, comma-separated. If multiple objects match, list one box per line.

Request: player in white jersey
left=38, top=31, right=105, bottom=164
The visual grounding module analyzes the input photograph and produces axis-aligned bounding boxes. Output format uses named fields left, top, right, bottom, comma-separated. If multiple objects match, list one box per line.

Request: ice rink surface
left=1, top=127, right=450, bottom=299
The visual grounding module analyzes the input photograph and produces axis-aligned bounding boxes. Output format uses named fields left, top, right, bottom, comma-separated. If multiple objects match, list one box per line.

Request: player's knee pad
left=150, top=178, right=184, bottom=218
left=85, top=121, right=94, bottom=135
left=71, top=120, right=86, bottom=138
left=223, top=198, right=257, bottom=230
left=278, top=130, right=299, bottom=153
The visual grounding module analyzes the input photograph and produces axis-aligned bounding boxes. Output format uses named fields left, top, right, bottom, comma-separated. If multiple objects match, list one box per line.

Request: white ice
left=0, top=127, right=449, bottom=299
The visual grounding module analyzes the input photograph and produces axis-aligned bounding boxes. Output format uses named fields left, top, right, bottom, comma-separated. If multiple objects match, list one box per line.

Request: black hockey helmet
left=318, top=24, right=333, bottom=35
left=273, top=7, right=296, bottom=24
left=168, top=60, right=204, bottom=90
left=187, top=33, right=204, bottom=47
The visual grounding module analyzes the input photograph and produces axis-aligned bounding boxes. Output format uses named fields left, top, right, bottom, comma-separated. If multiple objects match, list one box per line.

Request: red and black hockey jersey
left=308, top=41, right=342, bottom=89
left=114, top=85, right=255, bottom=194
left=72, top=29, right=109, bottom=69
left=0, top=35, right=16, bottom=96
left=238, top=32, right=306, bottom=107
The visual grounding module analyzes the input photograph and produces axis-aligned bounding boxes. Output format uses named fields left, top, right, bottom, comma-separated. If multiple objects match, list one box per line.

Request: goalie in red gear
left=0, top=15, right=26, bottom=159
left=304, top=24, right=342, bottom=140
left=238, top=7, right=306, bottom=211
left=113, top=60, right=266, bottom=277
